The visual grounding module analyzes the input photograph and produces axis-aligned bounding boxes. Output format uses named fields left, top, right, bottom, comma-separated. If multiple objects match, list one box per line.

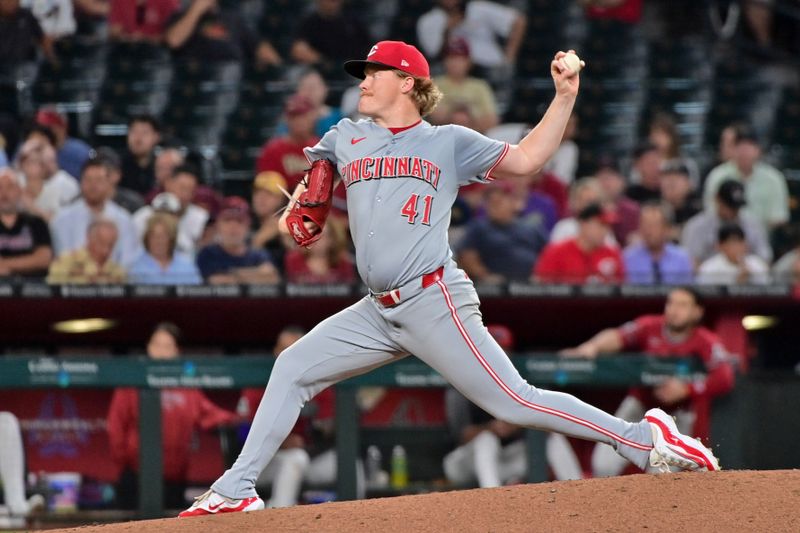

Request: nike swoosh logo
left=351, top=137, right=367, bottom=145
left=207, top=501, right=226, bottom=511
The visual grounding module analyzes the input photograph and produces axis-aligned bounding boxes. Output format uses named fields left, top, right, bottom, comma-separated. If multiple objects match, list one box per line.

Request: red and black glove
left=285, top=158, right=335, bottom=247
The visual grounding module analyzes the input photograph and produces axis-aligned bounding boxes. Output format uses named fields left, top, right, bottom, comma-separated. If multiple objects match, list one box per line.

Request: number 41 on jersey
left=401, top=194, right=433, bottom=225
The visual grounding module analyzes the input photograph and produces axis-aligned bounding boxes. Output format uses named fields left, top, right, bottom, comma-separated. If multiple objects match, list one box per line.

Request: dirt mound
left=51, top=470, right=799, bottom=533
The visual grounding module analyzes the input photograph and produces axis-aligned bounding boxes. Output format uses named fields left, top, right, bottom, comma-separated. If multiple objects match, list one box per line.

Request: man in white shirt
left=703, top=124, right=789, bottom=231
left=417, top=0, right=526, bottom=70
left=697, top=223, right=770, bottom=285
left=133, top=165, right=208, bottom=256
left=50, top=159, right=140, bottom=267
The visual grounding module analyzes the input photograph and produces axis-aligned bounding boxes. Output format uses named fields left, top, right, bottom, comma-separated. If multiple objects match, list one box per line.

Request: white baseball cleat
left=645, top=408, right=720, bottom=473
left=178, top=489, right=264, bottom=518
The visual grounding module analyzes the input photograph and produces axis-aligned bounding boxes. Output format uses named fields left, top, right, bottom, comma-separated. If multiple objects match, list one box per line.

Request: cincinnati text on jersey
left=340, top=156, right=441, bottom=190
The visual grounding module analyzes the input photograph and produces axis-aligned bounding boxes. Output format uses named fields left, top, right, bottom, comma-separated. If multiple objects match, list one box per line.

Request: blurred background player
left=0, top=411, right=45, bottom=529
left=107, top=323, right=239, bottom=509
left=561, top=287, right=735, bottom=477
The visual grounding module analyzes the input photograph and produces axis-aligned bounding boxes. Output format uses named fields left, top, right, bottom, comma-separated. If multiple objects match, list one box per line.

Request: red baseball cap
left=344, top=41, right=430, bottom=79
left=36, top=108, right=67, bottom=129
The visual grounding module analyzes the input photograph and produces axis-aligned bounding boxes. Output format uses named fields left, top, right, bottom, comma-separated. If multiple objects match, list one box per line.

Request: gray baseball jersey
left=304, top=118, right=508, bottom=293
left=211, top=119, right=657, bottom=501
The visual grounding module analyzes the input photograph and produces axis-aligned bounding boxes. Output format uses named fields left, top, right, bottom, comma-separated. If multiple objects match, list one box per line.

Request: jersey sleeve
left=617, top=316, right=656, bottom=350
left=689, top=332, right=736, bottom=400
left=451, top=125, right=509, bottom=186
left=303, top=120, right=341, bottom=166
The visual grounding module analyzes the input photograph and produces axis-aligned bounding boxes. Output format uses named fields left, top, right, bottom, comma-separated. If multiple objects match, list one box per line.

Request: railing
left=0, top=353, right=706, bottom=518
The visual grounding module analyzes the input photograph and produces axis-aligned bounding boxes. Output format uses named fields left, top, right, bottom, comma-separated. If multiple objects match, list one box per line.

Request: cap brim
left=343, top=60, right=397, bottom=79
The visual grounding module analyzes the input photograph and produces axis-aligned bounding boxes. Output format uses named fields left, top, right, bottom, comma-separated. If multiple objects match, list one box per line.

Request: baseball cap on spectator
left=219, top=196, right=251, bottom=223
left=253, top=171, right=287, bottom=195
left=344, top=40, right=430, bottom=79
left=577, top=202, right=618, bottom=225
left=733, top=124, right=760, bottom=145
left=151, top=192, right=181, bottom=215
left=716, top=180, right=746, bottom=209
left=193, top=188, right=222, bottom=219
left=285, top=94, right=314, bottom=117
left=486, top=180, right=516, bottom=197
left=487, top=324, right=515, bottom=351
left=35, top=108, right=67, bottom=129
left=444, top=38, right=470, bottom=58
left=718, top=222, right=745, bottom=243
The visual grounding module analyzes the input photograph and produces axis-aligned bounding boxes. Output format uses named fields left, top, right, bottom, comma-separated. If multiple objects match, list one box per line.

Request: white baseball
left=562, top=52, right=583, bottom=73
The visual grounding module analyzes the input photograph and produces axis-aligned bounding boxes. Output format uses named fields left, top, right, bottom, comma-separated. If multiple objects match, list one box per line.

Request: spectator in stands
left=417, top=0, right=526, bottom=71
left=295, top=69, right=344, bottom=137
left=108, top=323, right=239, bottom=509
left=742, top=0, right=772, bottom=48
left=594, top=156, right=639, bottom=246
left=109, top=0, right=180, bottom=42
left=697, top=223, right=770, bottom=285
left=659, top=161, right=701, bottom=241
left=457, top=181, right=547, bottom=283
left=196, top=196, right=280, bottom=284
left=430, top=38, right=499, bottom=133
left=534, top=203, right=624, bottom=284
left=257, top=95, right=320, bottom=190
left=47, top=217, right=127, bottom=283
left=133, top=165, right=208, bottom=256
left=20, top=0, right=75, bottom=40
left=0, top=411, right=45, bottom=529
left=120, top=115, right=160, bottom=195
left=0, top=0, right=56, bottom=72
left=128, top=212, right=201, bottom=284
left=647, top=112, right=700, bottom=187
left=16, top=139, right=79, bottom=221
left=145, top=147, right=184, bottom=203
left=50, top=159, right=140, bottom=267
left=94, top=146, right=145, bottom=214
left=623, top=202, right=693, bottom=285
left=716, top=123, right=740, bottom=166
left=290, top=0, right=370, bottom=69
left=509, top=171, right=559, bottom=234
left=251, top=171, right=289, bottom=274
left=561, top=286, right=735, bottom=476
left=625, top=142, right=663, bottom=203
left=165, top=0, right=281, bottom=65
left=703, top=124, right=789, bottom=231
left=35, top=108, right=91, bottom=179
left=237, top=326, right=358, bottom=506
left=682, top=179, right=771, bottom=265
left=0, top=167, right=53, bottom=278
left=544, top=114, right=579, bottom=185
left=284, top=217, right=355, bottom=284
left=550, top=177, right=614, bottom=245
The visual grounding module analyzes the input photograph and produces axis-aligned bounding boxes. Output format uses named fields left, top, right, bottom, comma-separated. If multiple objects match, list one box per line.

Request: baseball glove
left=285, top=158, right=335, bottom=247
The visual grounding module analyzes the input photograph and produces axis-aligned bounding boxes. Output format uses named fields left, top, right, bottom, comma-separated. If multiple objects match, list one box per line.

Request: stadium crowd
left=1, top=0, right=799, bottom=286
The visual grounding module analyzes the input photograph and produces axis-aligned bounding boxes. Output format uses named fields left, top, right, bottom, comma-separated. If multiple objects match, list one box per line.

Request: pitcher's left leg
left=396, top=276, right=653, bottom=470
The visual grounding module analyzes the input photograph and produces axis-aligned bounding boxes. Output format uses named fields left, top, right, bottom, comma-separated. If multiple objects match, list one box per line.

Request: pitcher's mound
left=53, top=470, right=799, bottom=532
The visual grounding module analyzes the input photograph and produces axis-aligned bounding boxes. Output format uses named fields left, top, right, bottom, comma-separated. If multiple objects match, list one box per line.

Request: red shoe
left=645, top=408, right=720, bottom=473
left=178, top=489, right=264, bottom=517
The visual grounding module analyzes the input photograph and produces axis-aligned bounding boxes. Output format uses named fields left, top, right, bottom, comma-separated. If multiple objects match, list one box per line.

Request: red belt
left=374, top=266, right=444, bottom=308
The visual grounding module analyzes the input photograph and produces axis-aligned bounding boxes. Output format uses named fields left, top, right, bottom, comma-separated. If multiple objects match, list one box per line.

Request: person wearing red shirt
left=107, top=323, right=238, bottom=509
left=533, top=203, right=624, bottom=283
left=256, top=95, right=320, bottom=190
left=109, top=0, right=181, bottom=42
left=561, top=286, right=736, bottom=477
